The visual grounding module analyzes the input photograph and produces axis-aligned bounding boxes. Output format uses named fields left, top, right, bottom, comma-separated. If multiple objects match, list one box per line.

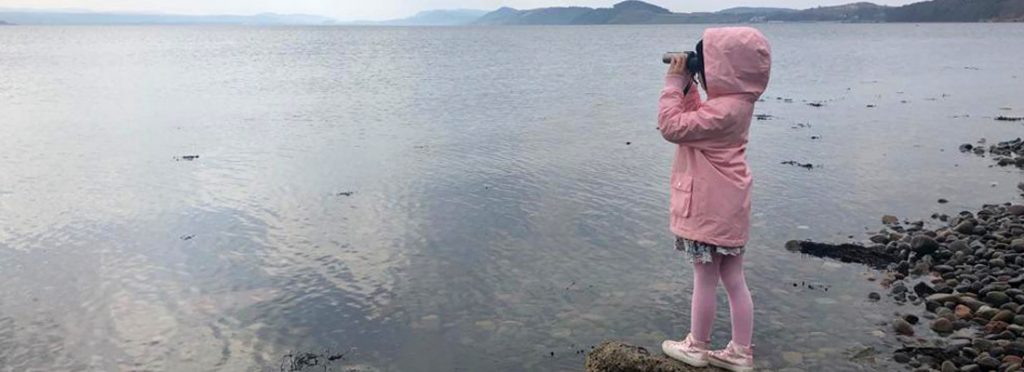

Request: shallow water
left=1, top=23, right=1023, bottom=371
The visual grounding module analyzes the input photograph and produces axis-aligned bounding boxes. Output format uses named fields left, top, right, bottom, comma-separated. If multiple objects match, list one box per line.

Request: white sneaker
left=661, top=333, right=710, bottom=367
left=708, top=341, right=755, bottom=372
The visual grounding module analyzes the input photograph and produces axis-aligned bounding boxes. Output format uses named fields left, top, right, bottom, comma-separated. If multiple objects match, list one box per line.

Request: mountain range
left=348, top=9, right=489, bottom=26
left=1, top=0, right=1022, bottom=26
left=472, top=0, right=1024, bottom=25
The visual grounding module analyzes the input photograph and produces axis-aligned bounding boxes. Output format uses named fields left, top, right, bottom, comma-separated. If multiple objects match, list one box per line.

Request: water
left=1, top=23, right=1023, bottom=371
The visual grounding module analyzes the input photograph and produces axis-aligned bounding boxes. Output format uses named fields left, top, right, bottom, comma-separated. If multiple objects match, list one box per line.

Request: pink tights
left=689, top=253, right=753, bottom=347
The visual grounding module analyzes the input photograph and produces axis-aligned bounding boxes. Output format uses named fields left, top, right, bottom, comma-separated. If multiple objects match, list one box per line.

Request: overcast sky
left=0, top=0, right=920, bottom=21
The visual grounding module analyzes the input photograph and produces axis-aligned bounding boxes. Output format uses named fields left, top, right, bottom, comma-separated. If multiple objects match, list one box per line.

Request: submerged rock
left=894, top=318, right=915, bottom=336
left=964, top=137, right=1024, bottom=168
left=781, top=160, right=814, bottom=169
left=893, top=352, right=912, bottom=363
left=781, top=351, right=804, bottom=364
left=280, top=351, right=346, bottom=371
left=784, top=240, right=897, bottom=270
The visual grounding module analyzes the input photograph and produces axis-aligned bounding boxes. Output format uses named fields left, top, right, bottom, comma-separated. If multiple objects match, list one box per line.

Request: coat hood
left=701, top=27, right=771, bottom=100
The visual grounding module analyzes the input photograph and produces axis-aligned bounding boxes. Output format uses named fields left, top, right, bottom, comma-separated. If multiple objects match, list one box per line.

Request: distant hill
left=717, top=7, right=799, bottom=15
left=0, top=10, right=335, bottom=25
left=0, top=20, right=10, bottom=25
left=472, top=1, right=815, bottom=25
left=474, top=0, right=1024, bottom=25
left=473, top=6, right=594, bottom=25
left=887, top=0, right=1024, bottom=22
left=766, top=2, right=889, bottom=22
left=354, top=9, right=489, bottom=26
left=571, top=1, right=673, bottom=24
left=474, top=1, right=804, bottom=25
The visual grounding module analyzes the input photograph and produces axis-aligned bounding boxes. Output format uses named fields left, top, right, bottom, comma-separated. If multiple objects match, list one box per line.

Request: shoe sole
left=708, top=357, right=754, bottom=372
left=661, top=343, right=709, bottom=367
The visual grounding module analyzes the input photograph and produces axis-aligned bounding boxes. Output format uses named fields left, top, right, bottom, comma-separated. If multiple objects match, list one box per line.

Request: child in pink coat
left=657, top=27, right=771, bottom=372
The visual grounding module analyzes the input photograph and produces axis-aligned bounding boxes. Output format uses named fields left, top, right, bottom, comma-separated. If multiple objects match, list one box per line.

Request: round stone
left=893, top=318, right=915, bottom=336
left=931, top=318, right=954, bottom=333
left=956, top=304, right=973, bottom=319
left=986, top=291, right=1011, bottom=306
left=782, top=351, right=804, bottom=365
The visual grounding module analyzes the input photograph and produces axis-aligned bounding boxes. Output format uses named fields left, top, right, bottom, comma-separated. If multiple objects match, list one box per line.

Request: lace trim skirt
left=675, top=236, right=745, bottom=264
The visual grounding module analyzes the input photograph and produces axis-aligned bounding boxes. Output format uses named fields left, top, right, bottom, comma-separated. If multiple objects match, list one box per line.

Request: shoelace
left=710, top=342, right=753, bottom=361
left=683, top=334, right=710, bottom=351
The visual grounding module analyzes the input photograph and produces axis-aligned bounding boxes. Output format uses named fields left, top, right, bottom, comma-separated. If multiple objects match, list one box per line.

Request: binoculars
left=662, top=52, right=703, bottom=74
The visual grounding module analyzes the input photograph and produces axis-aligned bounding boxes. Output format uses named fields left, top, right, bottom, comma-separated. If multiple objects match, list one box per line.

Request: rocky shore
left=960, top=138, right=1024, bottom=169
left=788, top=202, right=1024, bottom=371
left=777, top=135, right=1024, bottom=371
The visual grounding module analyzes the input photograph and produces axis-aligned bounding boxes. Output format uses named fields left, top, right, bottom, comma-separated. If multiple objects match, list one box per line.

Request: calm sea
left=1, top=23, right=1023, bottom=371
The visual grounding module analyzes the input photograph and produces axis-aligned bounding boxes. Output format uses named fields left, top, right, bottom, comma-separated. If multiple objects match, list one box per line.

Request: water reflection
left=1, top=23, right=1023, bottom=371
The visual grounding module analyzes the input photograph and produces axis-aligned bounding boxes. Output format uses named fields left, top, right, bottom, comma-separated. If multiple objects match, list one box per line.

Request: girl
left=657, top=27, right=771, bottom=372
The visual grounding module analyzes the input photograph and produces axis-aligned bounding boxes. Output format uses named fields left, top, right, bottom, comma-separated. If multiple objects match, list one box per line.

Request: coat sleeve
left=657, top=76, right=736, bottom=147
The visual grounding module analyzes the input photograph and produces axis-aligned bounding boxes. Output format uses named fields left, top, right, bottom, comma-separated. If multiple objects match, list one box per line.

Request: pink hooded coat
left=658, top=27, right=771, bottom=248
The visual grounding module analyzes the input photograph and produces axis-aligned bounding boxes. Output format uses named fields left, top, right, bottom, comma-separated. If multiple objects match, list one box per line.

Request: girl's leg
left=690, top=258, right=721, bottom=343
left=718, top=254, right=753, bottom=347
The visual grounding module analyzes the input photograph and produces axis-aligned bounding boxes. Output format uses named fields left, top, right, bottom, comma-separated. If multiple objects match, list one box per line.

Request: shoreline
left=587, top=137, right=1023, bottom=372
left=783, top=137, right=1024, bottom=371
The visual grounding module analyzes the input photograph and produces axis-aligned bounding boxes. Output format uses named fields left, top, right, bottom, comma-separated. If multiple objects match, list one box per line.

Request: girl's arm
left=660, top=74, right=701, bottom=114
left=657, top=79, right=735, bottom=146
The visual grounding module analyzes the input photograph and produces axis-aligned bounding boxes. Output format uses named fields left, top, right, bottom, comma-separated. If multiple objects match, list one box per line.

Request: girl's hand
left=667, top=54, right=690, bottom=77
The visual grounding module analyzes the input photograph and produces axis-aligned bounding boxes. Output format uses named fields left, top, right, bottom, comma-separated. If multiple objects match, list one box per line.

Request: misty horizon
left=0, top=0, right=921, bottom=22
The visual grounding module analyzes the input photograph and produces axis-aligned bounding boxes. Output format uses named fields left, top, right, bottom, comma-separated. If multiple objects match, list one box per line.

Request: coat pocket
left=670, top=175, right=694, bottom=218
